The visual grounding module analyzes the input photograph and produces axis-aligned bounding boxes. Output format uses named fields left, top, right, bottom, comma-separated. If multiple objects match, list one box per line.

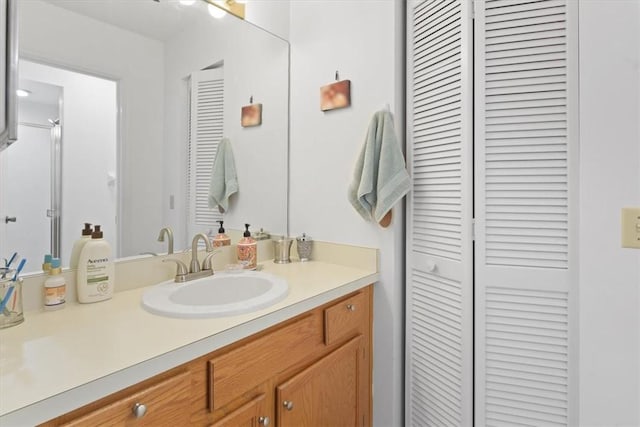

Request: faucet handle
left=202, top=251, right=219, bottom=271
left=163, top=258, right=188, bottom=282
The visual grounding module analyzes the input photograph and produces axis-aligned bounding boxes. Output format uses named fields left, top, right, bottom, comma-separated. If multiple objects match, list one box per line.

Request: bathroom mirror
left=0, top=0, right=289, bottom=274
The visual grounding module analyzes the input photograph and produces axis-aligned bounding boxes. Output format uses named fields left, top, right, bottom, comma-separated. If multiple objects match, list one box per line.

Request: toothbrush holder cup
left=273, top=238, right=293, bottom=264
left=0, top=269, right=24, bottom=329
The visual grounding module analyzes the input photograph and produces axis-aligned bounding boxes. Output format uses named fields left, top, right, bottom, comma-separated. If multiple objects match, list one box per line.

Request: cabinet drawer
left=208, top=313, right=322, bottom=411
left=61, top=371, right=190, bottom=427
left=324, top=291, right=367, bottom=346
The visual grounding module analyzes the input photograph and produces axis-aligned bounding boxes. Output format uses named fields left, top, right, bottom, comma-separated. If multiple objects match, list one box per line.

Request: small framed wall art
left=320, top=79, right=351, bottom=112
left=241, top=103, right=262, bottom=127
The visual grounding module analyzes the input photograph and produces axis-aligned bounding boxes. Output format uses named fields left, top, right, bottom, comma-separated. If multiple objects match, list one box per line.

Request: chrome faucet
left=190, top=232, right=213, bottom=273
left=157, top=227, right=174, bottom=255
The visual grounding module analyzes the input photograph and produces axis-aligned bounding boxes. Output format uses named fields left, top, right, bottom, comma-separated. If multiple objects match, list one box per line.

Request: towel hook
left=250, top=95, right=253, bottom=104
left=335, top=70, right=339, bottom=81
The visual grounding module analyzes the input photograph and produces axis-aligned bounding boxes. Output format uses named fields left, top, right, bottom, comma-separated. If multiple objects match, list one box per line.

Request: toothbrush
left=0, top=287, right=14, bottom=315
left=6, top=252, right=17, bottom=268
left=2, top=253, right=18, bottom=279
left=11, top=259, right=26, bottom=282
left=1, top=259, right=25, bottom=316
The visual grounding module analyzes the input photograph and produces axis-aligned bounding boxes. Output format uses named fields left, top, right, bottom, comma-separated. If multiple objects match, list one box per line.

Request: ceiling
left=41, top=0, right=211, bottom=41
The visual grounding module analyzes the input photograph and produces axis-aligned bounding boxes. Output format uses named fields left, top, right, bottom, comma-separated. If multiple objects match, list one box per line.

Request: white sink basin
left=141, top=270, right=289, bottom=318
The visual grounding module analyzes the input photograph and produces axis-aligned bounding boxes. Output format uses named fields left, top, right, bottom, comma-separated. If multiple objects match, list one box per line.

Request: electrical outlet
left=621, top=207, right=640, bottom=249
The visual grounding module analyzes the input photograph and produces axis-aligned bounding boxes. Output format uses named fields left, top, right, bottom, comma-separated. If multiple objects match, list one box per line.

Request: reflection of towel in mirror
left=348, top=110, right=410, bottom=223
left=208, top=138, right=238, bottom=213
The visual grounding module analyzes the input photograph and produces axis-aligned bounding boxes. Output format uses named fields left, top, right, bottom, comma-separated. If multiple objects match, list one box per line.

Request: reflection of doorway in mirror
left=0, top=60, right=118, bottom=274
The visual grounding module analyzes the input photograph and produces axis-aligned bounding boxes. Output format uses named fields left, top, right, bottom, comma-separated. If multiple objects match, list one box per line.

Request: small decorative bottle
left=296, top=233, right=313, bottom=262
left=44, top=258, right=66, bottom=311
left=42, top=254, right=52, bottom=273
left=212, top=220, right=231, bottom=247
left=237, top=224, right=257, bottom=270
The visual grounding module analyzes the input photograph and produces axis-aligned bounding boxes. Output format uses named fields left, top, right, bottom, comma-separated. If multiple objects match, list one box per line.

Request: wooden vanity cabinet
left=41, top=286, right=372, bottom=427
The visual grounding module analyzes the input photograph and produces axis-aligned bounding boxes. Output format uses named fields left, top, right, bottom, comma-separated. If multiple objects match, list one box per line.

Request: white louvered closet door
left=188, top=68, right=224, bottom=238
left=406, top=0, right=474, bottom=425
left=474, top=1, right=578, bottom=425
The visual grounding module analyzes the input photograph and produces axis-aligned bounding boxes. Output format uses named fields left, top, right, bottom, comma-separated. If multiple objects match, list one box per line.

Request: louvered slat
left=485, top=287, right=568, bottom=426
left=410, top=271, right=464, bottom=426
left=483, top=0, right=568, bottom=269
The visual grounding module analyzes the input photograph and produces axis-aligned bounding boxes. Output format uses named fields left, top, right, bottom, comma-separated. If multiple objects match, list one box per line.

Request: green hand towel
left=348, top=111, right=410, bottom=223
left=208, top=138, right=238, bottom=213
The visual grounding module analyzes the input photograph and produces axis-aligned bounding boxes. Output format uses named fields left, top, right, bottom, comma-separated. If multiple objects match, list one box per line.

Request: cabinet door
left=210, top=394, right=269, bottom=427
left=276, top=336, right=363, bottom=427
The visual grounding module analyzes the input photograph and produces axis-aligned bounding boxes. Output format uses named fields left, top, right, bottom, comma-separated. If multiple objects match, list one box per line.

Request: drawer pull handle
left=283, top=400, right=294, bottom=411
left=259, top=416, right=270, bottom=426
left=132, top=403, right=147, bottom=418
left=346, top=304, right=356, bottom=312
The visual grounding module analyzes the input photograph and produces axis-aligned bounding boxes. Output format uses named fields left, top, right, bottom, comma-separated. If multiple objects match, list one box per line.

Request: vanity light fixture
left=207, top=3, right=226, bottom=18
left=16, top=89, right=31, bottom=97
left=206, top=0, right=245, bottom=20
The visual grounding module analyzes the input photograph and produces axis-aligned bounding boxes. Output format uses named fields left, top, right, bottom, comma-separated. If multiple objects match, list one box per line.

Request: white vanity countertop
left=0, top=259, right=378, bottom=426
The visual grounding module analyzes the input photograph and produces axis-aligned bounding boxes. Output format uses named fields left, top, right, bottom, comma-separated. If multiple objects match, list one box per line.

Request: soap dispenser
left=212, top=220, right=231, bottom=247
left=69, top=223, right=93, bottom=269
left=237, top=223, right=257, bottom=270
left=77, top=225, right=115, bottom=303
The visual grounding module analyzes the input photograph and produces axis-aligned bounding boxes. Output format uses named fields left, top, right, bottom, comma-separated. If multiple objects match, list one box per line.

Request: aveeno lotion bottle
left=77, top=225, right=114, bottom=303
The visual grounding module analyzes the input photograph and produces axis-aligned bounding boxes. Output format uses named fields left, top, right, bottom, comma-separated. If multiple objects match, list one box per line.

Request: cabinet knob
left=132, top=403, right=147, bottom=418
left=259, top=416, right=270, bottom=426
left=283, top=400, right=294, bottom=411
left=346, top=304, right=356, bottom=312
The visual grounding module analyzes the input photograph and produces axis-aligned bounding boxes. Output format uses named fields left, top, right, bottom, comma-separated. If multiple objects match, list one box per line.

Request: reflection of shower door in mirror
left=0, top=122, right=55, bottom=269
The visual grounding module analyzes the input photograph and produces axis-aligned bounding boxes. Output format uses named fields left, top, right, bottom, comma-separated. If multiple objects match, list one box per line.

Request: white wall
left=18, top=0, right=165, bottom=258
left=163, top=7, right=289, bottom=244
left=20, top=61, right=117, bottom=269
left=244, top=0, right=290, bottom=40
left=288, top=1, right=405, bottom=425
left=579, top=1, right=640, bottom=425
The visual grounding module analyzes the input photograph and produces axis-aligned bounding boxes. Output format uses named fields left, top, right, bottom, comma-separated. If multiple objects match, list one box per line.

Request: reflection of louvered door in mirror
left=188, top=67, right=224, bottom=241
left=474, top=0, right=579, bottom=425
left=405, top=0, right=474, bottom=425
